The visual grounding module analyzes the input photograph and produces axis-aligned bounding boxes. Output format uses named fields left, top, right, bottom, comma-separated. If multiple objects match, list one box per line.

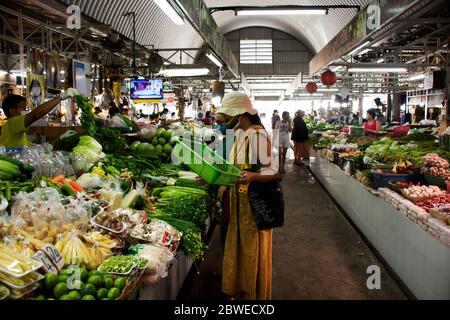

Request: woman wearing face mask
left=218, top=92, right=279, bottom=300
left=364, top=109, right=381, bottom=133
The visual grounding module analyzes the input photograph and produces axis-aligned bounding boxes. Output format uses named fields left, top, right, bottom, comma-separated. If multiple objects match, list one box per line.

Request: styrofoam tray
left=0, top=260, right=42, bottom=278
left=8, top=283, right=39, bottom=300
left=0, top=272, right=44, bottom=290
left=90, top=217, right=128, bottom=234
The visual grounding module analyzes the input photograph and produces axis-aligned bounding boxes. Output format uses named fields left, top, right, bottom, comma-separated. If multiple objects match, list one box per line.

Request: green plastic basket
left=172, top=140, right=241, bottom=186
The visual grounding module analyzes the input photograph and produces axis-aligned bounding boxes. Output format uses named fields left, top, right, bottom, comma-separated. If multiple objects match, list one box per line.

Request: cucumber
left=0, top=154, right=25, bottom=169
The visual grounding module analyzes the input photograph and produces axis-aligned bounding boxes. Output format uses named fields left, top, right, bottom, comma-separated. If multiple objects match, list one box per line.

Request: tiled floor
left=182, top=159, right=407, bottom=300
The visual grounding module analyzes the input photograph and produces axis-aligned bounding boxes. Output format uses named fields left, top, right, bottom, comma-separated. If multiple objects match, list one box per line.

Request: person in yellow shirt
left=0, top=89, right=77, bottom=148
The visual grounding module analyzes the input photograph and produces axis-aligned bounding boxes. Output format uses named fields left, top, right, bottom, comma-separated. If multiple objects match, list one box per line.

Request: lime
left=59, top=294, right=71, bottom=301
left=163, top=130, right=173, bottom=141
left=137, top=142, right=150, bottom=152
left=130, top=141, right=141, bottom=151
left=60, top=268, right=75, bottom=276
left=79, top=268, right=89, bottom=282
left=148, top=144, right=155, bottom=151
left=81, top=283, right=96, bottom=296
left=87, top=275, right=104, bottom=289
left=103, top=277, right=114, bottom=289
left=107, top=287, right=120, bottom=300
left=67, top=290, right=81, bottom=300
left=158, top=138, right=166, bottom=145
left=155, top=145, right=163, bottom=153
left=35, top=294, right=46, bottom=300
left=151, top=137, right=159, bottom=146
left=43, top=273, right=58, bottom=290
left=81, top=294, right=96, bottom=300
left=96, top=288, right=108, bottom=300
left=114, top=277, right=126, bottom=291
left=163, top=144, right=172, bottom=155
left=101, top=298, right=110, bottom=300
left=53, top=282, right=69, bottom=299
left=88, top=271, right=103, bottom=278
left=47, top=298, right=55, bottom=300
left=57, top=274, right=69, bottom=284
left=156, top=128, right=166, bottom=137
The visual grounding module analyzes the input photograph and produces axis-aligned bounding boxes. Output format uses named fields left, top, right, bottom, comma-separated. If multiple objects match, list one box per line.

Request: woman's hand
left=237, top=171, right=258, bottom=184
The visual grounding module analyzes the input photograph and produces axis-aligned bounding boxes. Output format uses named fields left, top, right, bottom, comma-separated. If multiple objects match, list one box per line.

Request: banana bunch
left=83, top=231, right=117, bottom=249
left=55, top=232, right=94, bottom=267
left=0, top=243, right=39, bottom=276
left=0, top=271, right=41, bottom=287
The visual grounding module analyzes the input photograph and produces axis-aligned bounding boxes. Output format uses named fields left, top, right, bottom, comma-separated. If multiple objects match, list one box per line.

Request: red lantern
left=305, top=82, right=318, bottom=95
left=320, top=69, right=337, bottom=86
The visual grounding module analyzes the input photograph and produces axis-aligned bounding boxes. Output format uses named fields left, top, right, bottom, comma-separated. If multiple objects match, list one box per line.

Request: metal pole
left=132, top=12, right=136, bottom=74
left=358, top=88, right=364, bottom=125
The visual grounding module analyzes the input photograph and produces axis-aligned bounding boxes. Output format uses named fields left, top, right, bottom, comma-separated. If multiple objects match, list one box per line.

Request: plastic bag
left=128, top=244, right=174, bottom=278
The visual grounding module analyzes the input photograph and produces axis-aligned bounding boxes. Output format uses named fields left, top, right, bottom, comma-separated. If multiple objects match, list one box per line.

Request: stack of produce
left=33, top=267, right=126, bottom=300
left=420, top=153, right=450, bottom=179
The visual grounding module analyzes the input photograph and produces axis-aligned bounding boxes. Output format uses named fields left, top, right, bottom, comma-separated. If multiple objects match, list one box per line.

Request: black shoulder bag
left=244, top=128, right=285, bottom=230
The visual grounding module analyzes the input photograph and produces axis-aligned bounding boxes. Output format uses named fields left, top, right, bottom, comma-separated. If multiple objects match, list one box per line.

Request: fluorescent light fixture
left=160, top=67, right=210, bottom=77
left=154, top=0, right=184, bottom=25
left=188, top=86, right=193, bottom=91
left=376, top=58, right=384, bottom=63
left=60, top=70, right=65, bottom=74
left=357, top=48, right=371, bottom=56
left=331, top=66, right=343, bottom=72
left=298, top=93, right=324, bottom=97
left=317, top=88, right=339, bottom=92
left=206, top=52, right=223, bottom=68
left=237, top=9, right=326, bottom=16
left=408, top=73, right=426, bottom=81
left=88, top=27, right=108, bottom=37
left=349, top=41, right=370, bottom=56
left=348, top=67, right=407, bottom=73
left=0, top=71, right=7, bottom=76
left=163, top=61, right=171, bottom=66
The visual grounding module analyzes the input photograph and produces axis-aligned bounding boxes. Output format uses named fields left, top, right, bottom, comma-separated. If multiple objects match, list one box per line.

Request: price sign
left=42, top=244, right=65, bottom=271
left=33, top=251, right=57, bottom=274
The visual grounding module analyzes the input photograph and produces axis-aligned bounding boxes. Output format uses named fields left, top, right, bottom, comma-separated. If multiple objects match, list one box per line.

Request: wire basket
left=172, top=141, right=240, bottom=186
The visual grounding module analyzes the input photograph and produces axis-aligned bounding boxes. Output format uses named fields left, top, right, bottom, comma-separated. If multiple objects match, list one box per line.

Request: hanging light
left=305, top=82, right=318, bottom=94
left=320, top=69, right=337, bottom=86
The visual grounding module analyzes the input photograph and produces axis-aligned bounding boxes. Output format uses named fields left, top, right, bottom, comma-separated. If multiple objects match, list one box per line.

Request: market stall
left=309, top=124, right=450, bottom=299
left=0, top=95, right=231, bottom=301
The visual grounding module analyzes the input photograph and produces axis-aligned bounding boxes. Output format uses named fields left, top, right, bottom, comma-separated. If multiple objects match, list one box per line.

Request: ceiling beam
left=209, top=5, right=361, bottom=14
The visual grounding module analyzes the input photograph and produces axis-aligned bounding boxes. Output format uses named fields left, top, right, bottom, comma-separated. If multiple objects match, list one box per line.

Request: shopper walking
left=218, top=92, right=279, bottom=300
left=291, top=110, right=309, bottom=165
left=274, top=111, right=292, bottom=173
left=271, top=110, right=280, bottom=130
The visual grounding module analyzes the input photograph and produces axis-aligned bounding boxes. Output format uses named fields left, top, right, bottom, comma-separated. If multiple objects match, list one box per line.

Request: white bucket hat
left=218, top=91, right=257, bottom=117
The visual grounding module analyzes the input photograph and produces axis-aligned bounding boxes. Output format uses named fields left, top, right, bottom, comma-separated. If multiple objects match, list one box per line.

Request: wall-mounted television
left=130, top=78, right=163, bottom=100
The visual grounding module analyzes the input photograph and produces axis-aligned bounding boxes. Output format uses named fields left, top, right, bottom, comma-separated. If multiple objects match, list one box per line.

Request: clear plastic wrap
left=128, top=244, right=174, bottom=279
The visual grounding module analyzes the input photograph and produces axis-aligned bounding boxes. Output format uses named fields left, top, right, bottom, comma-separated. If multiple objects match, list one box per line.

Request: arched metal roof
left=64, top=0, right=205, bottom=60
left=205, top=0, right=369, bottom=54
left=64, top=0, right=368, bottom=55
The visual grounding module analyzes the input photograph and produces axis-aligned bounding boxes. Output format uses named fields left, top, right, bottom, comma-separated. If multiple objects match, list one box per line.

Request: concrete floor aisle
left=182, top=161, right=407, bottom=300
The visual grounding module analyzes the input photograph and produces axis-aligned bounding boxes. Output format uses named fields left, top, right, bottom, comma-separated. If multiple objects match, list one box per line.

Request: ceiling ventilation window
left=240, top=39, right=273, bottom=64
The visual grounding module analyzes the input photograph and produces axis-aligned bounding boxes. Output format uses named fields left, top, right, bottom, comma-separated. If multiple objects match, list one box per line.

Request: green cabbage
left=72, top=145, right=102, bottom=163
left=78, top=136, right=102, bottom=153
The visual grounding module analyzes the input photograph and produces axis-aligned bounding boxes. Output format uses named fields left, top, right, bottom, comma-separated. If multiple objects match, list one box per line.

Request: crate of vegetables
left=371, top=170, right=420, bottom=189
left=420, top=153, right=450, bottom=188
left=388, top=181, right=411, bottom=194
left=401, top=185, right=447, bottom=204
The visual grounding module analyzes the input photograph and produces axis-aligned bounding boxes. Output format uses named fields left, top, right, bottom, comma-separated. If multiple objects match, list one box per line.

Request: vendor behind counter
left=0, top=89, right=77, bottom=148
